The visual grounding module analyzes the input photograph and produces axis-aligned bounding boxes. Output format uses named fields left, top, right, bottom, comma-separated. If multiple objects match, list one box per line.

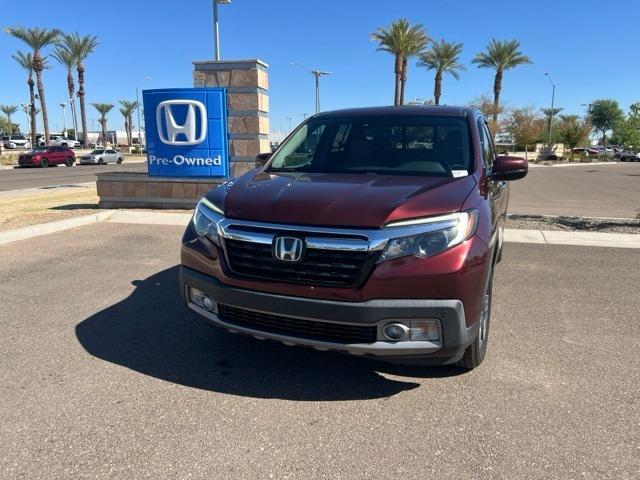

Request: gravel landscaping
left=507, top=214, right=640, bottom=234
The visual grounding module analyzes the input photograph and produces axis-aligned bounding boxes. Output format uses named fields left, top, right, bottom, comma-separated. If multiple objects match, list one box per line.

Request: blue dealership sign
left=143, top=88, right=229, bottom=177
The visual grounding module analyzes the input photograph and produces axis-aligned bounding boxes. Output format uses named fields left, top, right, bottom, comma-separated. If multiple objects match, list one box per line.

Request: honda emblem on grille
left=273, top=236, right=304, bottom=262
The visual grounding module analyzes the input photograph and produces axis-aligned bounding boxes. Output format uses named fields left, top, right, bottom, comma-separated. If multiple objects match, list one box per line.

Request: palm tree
left=11, top=50, right=37, bottom=144
left=370, top=19, right=429, bottom=106
left=58, top=33, right=100, bottom=147
left=118, top=100, right=139, bottom=146
left=91, top=103, right=113, bottom=146
left=5, top=27, right=61, bottom=145
left=51, top=45, right=79, bottom=140
left=472, top=39, right=532, bottom=127
left=1, top=105, right=19, bottom=134
left=417, top=39, right=465, bottom=105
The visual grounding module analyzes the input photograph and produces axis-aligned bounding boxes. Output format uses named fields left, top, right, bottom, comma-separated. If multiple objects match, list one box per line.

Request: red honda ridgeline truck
left=180, top=106, right=527, bottom=369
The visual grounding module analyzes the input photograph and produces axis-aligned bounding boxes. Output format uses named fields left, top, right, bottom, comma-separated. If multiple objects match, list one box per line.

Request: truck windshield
left=268, top=115, right=472, bottom=177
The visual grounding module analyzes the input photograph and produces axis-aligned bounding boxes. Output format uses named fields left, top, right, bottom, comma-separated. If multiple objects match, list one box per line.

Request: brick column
left=193, top=59, right=269, bottom=177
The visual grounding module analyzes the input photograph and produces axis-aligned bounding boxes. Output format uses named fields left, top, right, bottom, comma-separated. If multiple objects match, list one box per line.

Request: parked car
left=52, top=136, right=81, bottom=148
left=34, top=135, right=80, bottom=148
left=179, top=106, right=528, bottom=370
left=79, top=148, right=123, bottom=165
left=18, top=146, right=75, bottom=168
left=572, top=147, right=600, bottom=156
left=2, top=134, right=31, bottom=149
left=619, top=151, right=640, bottom=161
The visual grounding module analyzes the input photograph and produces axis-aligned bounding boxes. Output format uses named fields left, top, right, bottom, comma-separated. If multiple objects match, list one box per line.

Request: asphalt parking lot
left=1, top=223, right=638, bottom=479
left=509, top=162, right=640, bottom=218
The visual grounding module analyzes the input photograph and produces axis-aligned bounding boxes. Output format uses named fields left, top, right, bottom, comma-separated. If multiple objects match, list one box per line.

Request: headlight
left=378, top=210, right=478, bottom=262
left=192, top=197, right=225, bottom=245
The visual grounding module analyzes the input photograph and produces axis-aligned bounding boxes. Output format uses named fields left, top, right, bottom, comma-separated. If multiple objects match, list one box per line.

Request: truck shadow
left=75, top=266, right=463, bottom=401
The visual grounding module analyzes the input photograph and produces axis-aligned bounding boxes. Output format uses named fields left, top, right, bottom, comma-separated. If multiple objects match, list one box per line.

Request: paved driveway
left=1, top=223, right=638, bottom=479
left=509, top=162, right=640, bottom=218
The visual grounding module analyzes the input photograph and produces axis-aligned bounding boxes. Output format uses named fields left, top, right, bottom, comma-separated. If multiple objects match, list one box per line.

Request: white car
left=2, top=134, right=31, bottom=149
left=37, top=135, right=81, bottom=148
left=79, top=148, right=124, bottom=165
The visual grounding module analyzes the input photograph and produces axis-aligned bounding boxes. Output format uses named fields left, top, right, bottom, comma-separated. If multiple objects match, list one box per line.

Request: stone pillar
left=193, top=59, right=269, bottom=177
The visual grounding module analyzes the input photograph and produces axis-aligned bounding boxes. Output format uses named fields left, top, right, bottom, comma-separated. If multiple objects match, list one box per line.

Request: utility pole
left=285, top=117, right=292, bottom=132
left=291, top=62, right=332, bottom=114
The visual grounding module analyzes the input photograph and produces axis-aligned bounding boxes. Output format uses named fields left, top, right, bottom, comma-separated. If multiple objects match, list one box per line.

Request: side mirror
left=255, top=152, right=271, bottom=168
left=491, top=155, right=528, bottom=181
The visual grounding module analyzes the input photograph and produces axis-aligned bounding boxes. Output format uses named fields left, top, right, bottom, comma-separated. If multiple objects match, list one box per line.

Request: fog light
left=409, top=320, right=440, bottom=342
left=202, top=295, right=214, bottom=311
left=189, top=287, right=217, bottom=313
left=383, top=323, right=409, bottom=341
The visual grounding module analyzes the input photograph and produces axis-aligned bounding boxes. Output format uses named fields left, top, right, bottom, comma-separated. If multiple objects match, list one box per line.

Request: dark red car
left=180, top=106, right=528, bottom=369
left=18, top=146, right=75, bottom=168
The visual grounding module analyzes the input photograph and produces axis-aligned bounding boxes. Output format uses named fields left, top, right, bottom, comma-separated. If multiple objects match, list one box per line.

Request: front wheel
left=39, top=158, right=49, bottom=168
left=457, top=266, right=493, bottom=370
left=97, top=158, right=104, bottom=165
left=65, top=157, right=74, bottom=167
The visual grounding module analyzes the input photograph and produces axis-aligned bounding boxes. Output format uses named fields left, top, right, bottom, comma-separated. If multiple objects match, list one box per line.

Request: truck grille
left=217, top=304, right=377, bottom=344
left=224, top=239, right=375, bottom=287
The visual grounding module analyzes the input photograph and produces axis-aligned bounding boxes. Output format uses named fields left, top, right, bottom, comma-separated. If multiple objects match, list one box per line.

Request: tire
left=456, top=261, right=494, bottom=370
left=65, top=157, right=74, bottom=167
left=97, top=158, right=104, bottom=165
left=39, top=158, right=49, bottom=168
left=117, top=157, right=123, bottom=164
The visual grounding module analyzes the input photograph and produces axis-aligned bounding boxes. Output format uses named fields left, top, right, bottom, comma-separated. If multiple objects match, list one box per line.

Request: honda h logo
left=273, top=236, right=304, bottom=262
left=156, top=99, right=207, bottom=146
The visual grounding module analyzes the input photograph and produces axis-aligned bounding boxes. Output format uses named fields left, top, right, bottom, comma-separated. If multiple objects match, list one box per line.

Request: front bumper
left=180, top=266, right=478, bottom=363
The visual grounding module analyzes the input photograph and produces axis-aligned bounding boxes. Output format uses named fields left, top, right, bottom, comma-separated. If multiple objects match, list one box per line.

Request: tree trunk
left=129, top=113, right=134, bottom=146
left=77, top=63, right=88, bottom=148
left=434, top=70, right=442, bottom=105
left=394, top=54, right=402, bottom=106
left=524, top=144, right=528, bottom=161
left=400, top=57, right=408, bottom=106
left=33, top=52, right=50, bottom=146
left=101, top=117, right=108, bottom=146
left=70, top=100, right=79, bottom=140
left=66, top=71, right=79, bottom=139
left=28, top=75, right=36, bottom=146
left=492, top=68, right=503, bottom=127
left=124, top=118, right=130, bottom=145
left=7, top=114, right=13, bottom=133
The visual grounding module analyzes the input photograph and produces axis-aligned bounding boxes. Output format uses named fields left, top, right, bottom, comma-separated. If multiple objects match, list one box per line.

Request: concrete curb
left=0, top=210, right=114, bottom=246
left=528, top=161, right=619, bottom=168
left=504, top=228, right=640, bottom=249
left=2, top=210, right=639, bottom=249
left=105, top=210, right=191, bottom=226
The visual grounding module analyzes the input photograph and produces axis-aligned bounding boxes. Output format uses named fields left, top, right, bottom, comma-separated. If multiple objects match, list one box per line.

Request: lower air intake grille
left=217, top=304, right=377, bottom=344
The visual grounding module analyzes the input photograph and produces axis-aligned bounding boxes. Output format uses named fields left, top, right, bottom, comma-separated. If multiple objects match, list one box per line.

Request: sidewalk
left=1, top=209, right=639, bottom=248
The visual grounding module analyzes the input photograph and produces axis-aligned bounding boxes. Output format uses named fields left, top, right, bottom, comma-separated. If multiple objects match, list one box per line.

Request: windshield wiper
left=268, top=167, right=303, bottom=172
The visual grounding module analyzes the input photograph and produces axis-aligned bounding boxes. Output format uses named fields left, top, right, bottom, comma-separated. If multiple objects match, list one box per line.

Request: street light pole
left=60, top=102, right=67, bottom=138
left=136, top=88, right=142, bottom=155
left=545, top=73, right=556, bottom=147
left=213, top=0, right=231, bottom=61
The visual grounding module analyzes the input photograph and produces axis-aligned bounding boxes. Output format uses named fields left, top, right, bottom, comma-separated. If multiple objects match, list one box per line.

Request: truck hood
left=214, top=170, right=477, bottom=228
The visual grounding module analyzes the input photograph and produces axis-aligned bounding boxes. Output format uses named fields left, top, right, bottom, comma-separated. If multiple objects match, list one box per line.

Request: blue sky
left=1, top=0, right=639, bottom=133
